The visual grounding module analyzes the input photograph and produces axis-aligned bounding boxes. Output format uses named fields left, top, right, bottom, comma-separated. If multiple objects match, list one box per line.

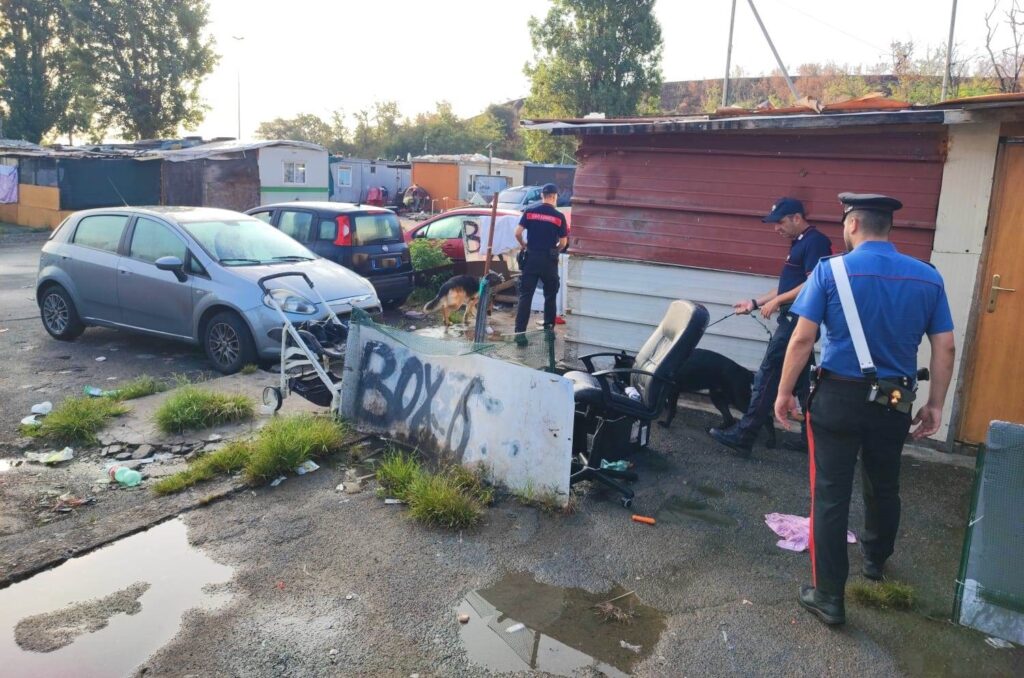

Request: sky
left=191, top=0, right=998, bottom=140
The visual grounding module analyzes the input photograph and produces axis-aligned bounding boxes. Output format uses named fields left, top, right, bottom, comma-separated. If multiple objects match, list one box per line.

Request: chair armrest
left=579, top=350, right=634, bottom=373
left=589, top=368, right=672, bottom=404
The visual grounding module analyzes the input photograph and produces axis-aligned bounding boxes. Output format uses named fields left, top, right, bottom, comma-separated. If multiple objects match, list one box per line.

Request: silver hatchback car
left=36, top=206, right=381, bottom=373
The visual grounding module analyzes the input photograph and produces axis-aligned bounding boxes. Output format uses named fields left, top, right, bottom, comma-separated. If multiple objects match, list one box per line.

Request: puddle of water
left=0, top=518, right=233, bottom=677
left=695, top=483, right=724, bottom=498
left=657, top=496, right=738, bottom=527
left=457, top=572, right=665, bottom=676
left=735, top=481, right=769, bottom=497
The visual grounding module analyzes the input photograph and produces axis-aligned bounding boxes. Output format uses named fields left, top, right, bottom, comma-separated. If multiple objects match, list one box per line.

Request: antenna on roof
left=107, top=177, right=129, bottom=207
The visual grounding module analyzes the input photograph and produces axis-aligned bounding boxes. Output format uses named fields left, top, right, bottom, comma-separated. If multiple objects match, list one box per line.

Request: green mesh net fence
left=350, top=308, right=556, bottom=372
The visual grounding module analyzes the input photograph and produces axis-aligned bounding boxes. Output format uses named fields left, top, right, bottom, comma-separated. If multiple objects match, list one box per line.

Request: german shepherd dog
left=423, top=273, right=504, bottom=327
left=659, top=348, right=776, bottom=448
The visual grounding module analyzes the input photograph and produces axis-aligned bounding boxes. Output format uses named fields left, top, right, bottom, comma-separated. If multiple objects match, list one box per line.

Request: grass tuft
left=22, top=396, right=128, bottom=445
left=154, top=386, right=255, bottom=434
left=406, top=472, right=483, bottom=529
left=513, top=479, right=574, bottom=514
left=240, top=364, right=259, bottom=375
left=108, top=375, right=167, bottom=401
left=448, top=463, right=495, bottom=506
left=153, top=415, right=347, bottom=494
left=244, top=414, right=346, bottom=482
left=848, top=580, right=915, bottom=610
left=376, top=451, right=424, bottom=500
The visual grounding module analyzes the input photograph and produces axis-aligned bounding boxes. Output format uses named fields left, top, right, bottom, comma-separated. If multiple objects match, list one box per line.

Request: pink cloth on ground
left=764, top=512, right=857, bottom=552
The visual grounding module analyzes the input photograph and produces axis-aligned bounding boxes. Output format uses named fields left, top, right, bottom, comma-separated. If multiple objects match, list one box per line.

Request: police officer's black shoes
left=708, top=426, right=754, bottom=458
left=798, top=585, right=846, bottom=625
left=514, top=334, right=529, bottom=348
left=860, top=546, right=885, bottom=580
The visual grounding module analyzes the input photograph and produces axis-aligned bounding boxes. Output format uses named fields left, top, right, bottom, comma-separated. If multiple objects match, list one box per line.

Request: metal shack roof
left=521, top=92, right=1024, bottom=136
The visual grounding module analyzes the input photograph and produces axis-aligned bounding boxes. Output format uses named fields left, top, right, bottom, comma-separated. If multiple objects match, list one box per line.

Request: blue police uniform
left=711, top=199, right=832, bottom=454
left=515, top=187, right=568, bottom=334
left=788, top=193, right=954, bottom=622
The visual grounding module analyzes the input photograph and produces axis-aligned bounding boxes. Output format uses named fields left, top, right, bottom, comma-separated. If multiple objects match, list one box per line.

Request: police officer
left=708, top=197, right=833, bottom=456
left=514, top=183, right=568, bottom=344
left=774, top=193, right=956, bottom=626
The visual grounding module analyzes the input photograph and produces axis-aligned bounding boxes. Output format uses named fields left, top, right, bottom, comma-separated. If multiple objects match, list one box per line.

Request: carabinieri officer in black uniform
left=774, top=193, right=956, bottom=626
left=514, top=183, right=568, bottom=344
left=709, top=197, right=833, bottom=456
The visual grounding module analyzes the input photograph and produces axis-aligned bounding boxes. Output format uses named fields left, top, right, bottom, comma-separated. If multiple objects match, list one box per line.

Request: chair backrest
left=632, top=300, right=709, bottom=411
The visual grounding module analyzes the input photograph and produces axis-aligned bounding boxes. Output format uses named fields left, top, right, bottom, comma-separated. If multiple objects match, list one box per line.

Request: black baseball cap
left=838, top=192, right=903, bottom=216
left=541, top=183, right=558, bottom=195
left=762, top=197, right=805, bottom=223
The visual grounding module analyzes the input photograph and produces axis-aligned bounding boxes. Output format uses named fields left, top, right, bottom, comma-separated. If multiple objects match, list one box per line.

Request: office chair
left=563, top=300, right=709, bottom=507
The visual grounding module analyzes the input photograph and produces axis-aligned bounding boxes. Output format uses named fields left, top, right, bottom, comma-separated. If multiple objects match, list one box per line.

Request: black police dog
left=423, top=272, right=504, bottom=327
left=659, top=348, right=777, bottom=448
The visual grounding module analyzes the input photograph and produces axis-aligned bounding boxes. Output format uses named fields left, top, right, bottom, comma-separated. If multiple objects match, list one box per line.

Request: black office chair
left=563, top=300, right=709, bottom=507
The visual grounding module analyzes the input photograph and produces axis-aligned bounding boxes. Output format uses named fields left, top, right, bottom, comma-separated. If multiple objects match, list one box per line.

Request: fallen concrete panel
left=341, top=323, right=574, bottom=502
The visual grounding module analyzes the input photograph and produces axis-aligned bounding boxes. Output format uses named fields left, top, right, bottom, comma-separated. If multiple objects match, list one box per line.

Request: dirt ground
left=2, top=225, right=1022, bottom=676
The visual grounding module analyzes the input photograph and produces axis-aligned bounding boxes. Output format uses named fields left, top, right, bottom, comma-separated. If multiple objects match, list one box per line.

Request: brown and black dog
left=423, top=273, right=504, bottom=327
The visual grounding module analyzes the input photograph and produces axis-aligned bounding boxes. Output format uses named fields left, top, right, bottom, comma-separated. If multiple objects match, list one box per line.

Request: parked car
left=36, top=207, right=381, bottom=374
left=498, top=185, right=572, bottom=210
left=246, top=202, right=413, bottom=308
left=404, top=207, right=523, bottom=263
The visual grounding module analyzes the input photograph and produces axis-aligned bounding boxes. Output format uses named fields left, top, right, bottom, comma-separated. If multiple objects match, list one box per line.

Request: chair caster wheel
left=263, top=386, right=283, bottom=412
left=621, top=497, right=633, bottom=509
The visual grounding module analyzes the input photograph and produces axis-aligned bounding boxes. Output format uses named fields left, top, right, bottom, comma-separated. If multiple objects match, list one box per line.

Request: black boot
left=860, top=547, right=885, bottom=581
left=708, top=425, right=754, bottom=458
left=798, top=585, right=845, bottom=625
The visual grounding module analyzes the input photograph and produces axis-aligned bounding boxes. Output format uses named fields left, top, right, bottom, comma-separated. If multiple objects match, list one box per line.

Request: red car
left=404, top=206, right=572, bottom=262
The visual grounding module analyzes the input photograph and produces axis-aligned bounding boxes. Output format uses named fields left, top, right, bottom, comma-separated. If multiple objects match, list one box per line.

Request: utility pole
left=941, top=0, right=959, bottom=101
left=486, top=142, right=493, bottom=175
left=746, top=0, right=801, bottom=102
left=232, top=35, right=245, bottom=140
left=723, top=0, right=738, bottom=107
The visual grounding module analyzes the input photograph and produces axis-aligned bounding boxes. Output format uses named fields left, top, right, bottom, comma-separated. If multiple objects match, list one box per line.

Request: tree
left=68, top=0, right=217, bottom=139
left=0, top=0, right=76, bottom=143
left=984, top=0, right=1024, bottom=93
left=521, top=0, right=663, bottom=161
left=255, top=113, right=334, bottom=147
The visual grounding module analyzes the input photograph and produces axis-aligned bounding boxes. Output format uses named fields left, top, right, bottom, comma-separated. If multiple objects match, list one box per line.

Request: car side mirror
left=155, top=255, right=187, bottom=282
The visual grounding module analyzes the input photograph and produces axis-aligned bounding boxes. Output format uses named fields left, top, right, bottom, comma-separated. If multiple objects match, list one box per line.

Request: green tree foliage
left=255, top=113, right=335, bottom=147
left=68, top=0, right=217, bottom=140
left=522, top=0, right=663, bottom=161
left=0, top=0, right=77, bottom=143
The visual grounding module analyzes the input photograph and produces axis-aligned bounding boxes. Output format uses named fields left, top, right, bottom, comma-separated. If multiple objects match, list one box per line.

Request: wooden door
left=960, top=142, right=1024, bottom=443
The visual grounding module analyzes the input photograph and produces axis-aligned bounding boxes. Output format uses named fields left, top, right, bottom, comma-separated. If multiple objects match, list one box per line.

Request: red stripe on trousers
left=806, top=408, right=817, bottom=587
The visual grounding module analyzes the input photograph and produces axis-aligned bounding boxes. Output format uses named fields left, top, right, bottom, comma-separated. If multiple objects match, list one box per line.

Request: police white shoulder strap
left=830, top=256, right=876, bottom=375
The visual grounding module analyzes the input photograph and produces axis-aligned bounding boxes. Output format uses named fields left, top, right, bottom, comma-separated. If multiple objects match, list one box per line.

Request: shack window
left=336, top=166, right=352, bottom=187
left=284, top=161, right=306, bottom=184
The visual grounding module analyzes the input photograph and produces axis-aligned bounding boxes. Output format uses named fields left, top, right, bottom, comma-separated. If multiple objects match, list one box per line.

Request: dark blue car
left=247, top=202, right=413, bottom=308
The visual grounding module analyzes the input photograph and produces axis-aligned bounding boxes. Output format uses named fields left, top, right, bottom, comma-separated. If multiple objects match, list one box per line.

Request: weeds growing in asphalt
left=513, top=479, right=577, bottom=514
left=153, top=415, right=347, bottom=494
left=240, top=364, right=259, bottom=375
left=847, top=580, right=915, bottom=610
left=153, top=386, right=254, bottom=434
left=376, top=451, right=492, bottom=529
left=376, top=450, right=423, bottom=500
left=22, top=396, right=128, bottom=445
left=108, top=375, right=168, bottom=401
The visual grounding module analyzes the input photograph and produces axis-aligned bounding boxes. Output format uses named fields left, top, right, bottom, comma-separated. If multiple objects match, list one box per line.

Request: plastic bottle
left=108, top=465, right=142, bottom=487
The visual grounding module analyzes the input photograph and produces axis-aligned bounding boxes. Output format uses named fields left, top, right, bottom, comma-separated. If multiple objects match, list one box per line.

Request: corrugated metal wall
left=570, top=127, right=948, bottom=274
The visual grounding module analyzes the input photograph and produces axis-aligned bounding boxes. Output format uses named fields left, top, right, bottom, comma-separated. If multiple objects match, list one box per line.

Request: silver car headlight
left=264, top=289, right=317, bottom=315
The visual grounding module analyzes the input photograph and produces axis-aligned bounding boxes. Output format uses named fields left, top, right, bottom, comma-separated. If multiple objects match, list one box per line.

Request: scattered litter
left=20, top=415, right=41, bottom=427
left=84, top=385, right=117, bottom=397
left=506, top=623, right=525, bottom=633
left=270, top=476, right=286, bottom=487
left=108, top=465, right=142, bottom=487
left=985, top=637, right=1014, bottom=649
left=619, top=640, right=642, bottom=653
left=486, top=325, right=494, bottom=334
left=0, top=328, right=8, bottom=333
left=600, top=459, right=630, bottom=471
left=295, top=460, right=320, bottom=475
left=407, top=325, right=416, bottom=331
left=624, top=386, right=641, bottom=401
left=765, top=513, right=856, bottom=552
left=25, top=447, right=74, bottom=465
left=31, top=401, right=53, bottom=415
left=458, top=613, right=470, bottom=624
left=404, top=310, right=426, bottom=319
left=275, top=581, right=285, bottom=590
left=329, top=648, right=339, bottom=656
left=106, top=377, right=117, bottom=381
left=335, top=483, right=345, bottom=492
left=52, top=493, right=96, bottom=512
left=207, top=434, right=223, bottom=442
left=631, top=515, right=656, bottom=525
left=742, top=599, right=753, bottom=605
left=384, top=498, right=405, bottom=505
left=345, top=594, right=354, bottom=601
left=95, top=356, right=107, bottom=362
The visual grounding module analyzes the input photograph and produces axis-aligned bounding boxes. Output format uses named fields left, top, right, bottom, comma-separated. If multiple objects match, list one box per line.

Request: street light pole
left=941, top=0, right=959, bottom=101
left=232, top=35, right=245, bottom=140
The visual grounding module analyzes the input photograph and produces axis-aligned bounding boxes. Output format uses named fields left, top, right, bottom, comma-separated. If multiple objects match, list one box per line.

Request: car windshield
left=498, top=189, right=527, bottom=204
left=180, top=219, right=315, bottom=265
left=353, top=213, right=402, bottom=245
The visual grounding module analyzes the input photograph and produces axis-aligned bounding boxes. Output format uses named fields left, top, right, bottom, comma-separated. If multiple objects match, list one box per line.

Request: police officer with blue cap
left=709, top=197, right=833, bottom=456
left=774, top=193, right=956, bottom=626
left=514, top=183, right=568, bottom=344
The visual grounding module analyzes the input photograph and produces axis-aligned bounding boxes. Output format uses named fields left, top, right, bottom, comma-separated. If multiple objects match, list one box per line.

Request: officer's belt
left=819, top=370, right=914, bottom=388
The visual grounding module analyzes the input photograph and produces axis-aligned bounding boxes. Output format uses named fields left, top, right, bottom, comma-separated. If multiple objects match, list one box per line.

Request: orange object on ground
left=631, top=515, right=656, bottom=525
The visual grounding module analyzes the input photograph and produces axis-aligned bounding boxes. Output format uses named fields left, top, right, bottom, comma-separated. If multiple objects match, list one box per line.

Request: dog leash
left=706, top=310, right=773, bottom=337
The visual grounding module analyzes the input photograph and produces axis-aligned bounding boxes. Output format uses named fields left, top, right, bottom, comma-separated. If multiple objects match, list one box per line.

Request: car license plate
left=375, top=257, right=398, bottom=269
